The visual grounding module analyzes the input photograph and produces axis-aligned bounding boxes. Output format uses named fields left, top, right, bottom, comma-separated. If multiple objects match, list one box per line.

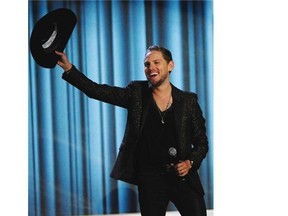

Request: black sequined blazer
left=62, top=66, right=209, bottom=195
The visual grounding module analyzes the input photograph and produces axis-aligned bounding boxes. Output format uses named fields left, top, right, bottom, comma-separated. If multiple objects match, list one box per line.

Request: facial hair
left=147, top=71, right=170, bottom=88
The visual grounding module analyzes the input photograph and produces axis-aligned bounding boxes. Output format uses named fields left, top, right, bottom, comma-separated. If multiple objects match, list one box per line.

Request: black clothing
left=138, top=170, right=207, bottom=216
left=136, top=101, right=179, bottom=171
left=62, top=66, right=209, bottom=215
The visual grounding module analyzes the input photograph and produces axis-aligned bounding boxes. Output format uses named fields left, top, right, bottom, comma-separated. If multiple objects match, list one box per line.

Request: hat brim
left=30, top=8, right=77, bottom=68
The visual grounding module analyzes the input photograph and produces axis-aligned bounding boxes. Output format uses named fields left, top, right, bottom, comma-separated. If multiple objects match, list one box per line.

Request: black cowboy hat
left=30, top=8, right=77, bottom=68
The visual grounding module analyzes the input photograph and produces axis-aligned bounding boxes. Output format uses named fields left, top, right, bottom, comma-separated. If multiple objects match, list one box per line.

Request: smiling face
left=144, top=50, right=174, bottom=87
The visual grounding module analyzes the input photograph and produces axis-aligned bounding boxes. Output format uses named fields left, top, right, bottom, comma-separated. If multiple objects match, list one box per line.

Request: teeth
left=150, top=72, right=157, bottom=76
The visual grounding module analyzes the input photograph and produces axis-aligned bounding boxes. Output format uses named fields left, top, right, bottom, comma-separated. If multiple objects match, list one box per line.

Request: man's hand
left=55, top=50, right=72, bottom=72
left=175, top=160, right=192, bottom=177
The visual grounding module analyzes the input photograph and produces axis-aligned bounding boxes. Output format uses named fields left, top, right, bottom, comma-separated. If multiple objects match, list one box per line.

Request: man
left=56, top=45, right=208, bottom=216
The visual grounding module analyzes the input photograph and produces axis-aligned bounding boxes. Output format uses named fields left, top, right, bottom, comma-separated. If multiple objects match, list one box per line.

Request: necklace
left=154, top=95, right=172, bottom=124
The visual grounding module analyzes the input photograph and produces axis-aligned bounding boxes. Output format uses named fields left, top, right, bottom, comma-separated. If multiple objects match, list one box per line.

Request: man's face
left=144, top=50, right=174, bottom=87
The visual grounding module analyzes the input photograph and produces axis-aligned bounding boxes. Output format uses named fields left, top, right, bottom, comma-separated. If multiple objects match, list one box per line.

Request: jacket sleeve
left=62, top=65, right=133, bottom=108
left=189, top=95, right=209, bottom=171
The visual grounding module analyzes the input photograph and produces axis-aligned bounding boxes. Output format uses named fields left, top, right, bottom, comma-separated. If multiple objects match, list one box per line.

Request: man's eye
left=144, top=63, right=150, bottom=67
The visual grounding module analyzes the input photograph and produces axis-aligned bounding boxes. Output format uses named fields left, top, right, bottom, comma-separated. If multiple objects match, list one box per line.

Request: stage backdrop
left=28, top=1, right=213, bottom=215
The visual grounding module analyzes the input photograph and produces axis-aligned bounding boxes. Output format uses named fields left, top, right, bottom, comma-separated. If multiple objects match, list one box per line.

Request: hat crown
left=30, top=8, right=77, bottom=68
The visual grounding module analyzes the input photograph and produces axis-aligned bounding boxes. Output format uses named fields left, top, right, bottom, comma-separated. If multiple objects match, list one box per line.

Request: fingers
left=55, top=50, right=64, bottom=63
left=55, top=50, right=72, bottom=71
left=55, top=50, right=66, bottom=61
left=176, top=161, right=191, bottom=176
left=55, top=50, right=63, bottom=56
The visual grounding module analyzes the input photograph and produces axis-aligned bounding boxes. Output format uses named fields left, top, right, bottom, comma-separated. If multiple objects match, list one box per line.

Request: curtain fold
left=28, top=1, right=213, bottom=215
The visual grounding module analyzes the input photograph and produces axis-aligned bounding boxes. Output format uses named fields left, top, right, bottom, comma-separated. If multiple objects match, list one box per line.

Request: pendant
left=161, top=119, right=165, bottom=124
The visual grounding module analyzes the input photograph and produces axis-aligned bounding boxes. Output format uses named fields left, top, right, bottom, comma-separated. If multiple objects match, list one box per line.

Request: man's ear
left=168, top=60, right=174, bottom=72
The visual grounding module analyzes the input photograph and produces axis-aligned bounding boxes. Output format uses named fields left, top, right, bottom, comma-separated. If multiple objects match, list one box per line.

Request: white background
left=1, top=0, right=288, bottom=215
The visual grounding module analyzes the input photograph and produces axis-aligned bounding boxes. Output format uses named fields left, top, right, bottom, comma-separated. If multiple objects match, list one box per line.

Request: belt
left=161, top=163, right=176, bottom=173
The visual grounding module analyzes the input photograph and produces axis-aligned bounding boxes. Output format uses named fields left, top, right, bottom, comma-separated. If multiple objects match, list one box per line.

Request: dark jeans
left=137, top=169, right=207, bottom=216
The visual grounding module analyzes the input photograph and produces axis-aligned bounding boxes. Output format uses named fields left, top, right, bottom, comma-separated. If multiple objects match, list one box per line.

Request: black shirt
left=136, top=100, right=179, bottom=171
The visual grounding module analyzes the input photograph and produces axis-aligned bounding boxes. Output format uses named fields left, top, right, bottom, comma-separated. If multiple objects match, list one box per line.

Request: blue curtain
left=28, top=0, right=213, bottom=215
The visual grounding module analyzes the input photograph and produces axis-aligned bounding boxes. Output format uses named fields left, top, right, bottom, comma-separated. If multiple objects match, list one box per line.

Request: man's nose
left=148, top=63, right=155, bottom=70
